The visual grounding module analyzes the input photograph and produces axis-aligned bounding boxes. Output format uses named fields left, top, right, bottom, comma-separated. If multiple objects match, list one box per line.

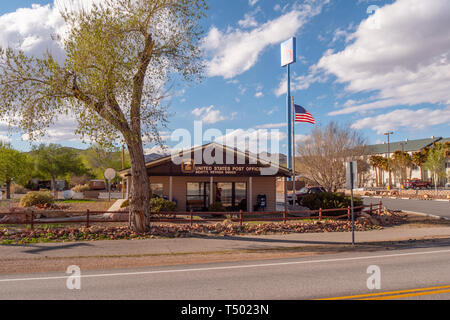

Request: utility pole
left=384, top=132, right=393, bottom=190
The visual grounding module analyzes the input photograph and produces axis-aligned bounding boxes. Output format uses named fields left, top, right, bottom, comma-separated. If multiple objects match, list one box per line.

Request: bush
left=120, top=199, right=129, bottom=208
left=208, top=202, right=226, bottom=213
left=72, top=184, right=90, bottom=193
left=300, top=192, right=363, bottom=216
left=120, top=198, right=177, bottom=217
left=150, top=198, right=177, bottom=213
left=19, top=191, right=55, bottom=208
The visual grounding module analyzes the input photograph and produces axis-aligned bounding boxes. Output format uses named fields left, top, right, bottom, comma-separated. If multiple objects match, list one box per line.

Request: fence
left=0, top=201, right=383, bottom=231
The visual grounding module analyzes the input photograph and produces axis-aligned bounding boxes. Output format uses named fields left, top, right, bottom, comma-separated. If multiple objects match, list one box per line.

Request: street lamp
left=384, top=132, right=393, bottom=190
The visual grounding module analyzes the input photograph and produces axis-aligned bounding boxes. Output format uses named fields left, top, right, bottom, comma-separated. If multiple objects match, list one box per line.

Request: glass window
left=187, top=182, right=210, bottom=211
left=235, top=182, right=247, bottom=211
left=150, top=183, right=164, bottom=198
left=216, top=183, right=233, bottom=207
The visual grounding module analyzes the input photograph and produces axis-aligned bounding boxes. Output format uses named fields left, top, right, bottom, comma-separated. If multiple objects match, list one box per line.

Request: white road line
left=1, top=248, right=450, bottom=283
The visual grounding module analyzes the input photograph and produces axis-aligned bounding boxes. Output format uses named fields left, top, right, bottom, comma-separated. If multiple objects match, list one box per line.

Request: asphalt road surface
left=364, top=197, right=450, bottom=219
left=1, top=245, right=450, bottom=300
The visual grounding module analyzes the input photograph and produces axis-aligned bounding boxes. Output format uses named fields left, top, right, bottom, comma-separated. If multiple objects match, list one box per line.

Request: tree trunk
left=374, top=167, right=378, bottom=187
left=51, top=177, right=57, bottom=199
left=127, top=140, right=151, bottom=233
left=6, top=181, right=11, bottom=200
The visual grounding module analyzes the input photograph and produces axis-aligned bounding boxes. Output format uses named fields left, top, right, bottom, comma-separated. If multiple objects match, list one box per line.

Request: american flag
left=294, top=104, right=315, bottom=124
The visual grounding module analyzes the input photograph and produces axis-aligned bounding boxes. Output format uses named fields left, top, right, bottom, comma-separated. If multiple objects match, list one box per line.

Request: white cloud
left=202, top=0, right=329, bottom=79
left=255, top=91, right=263, bottom=98
left=313, top=0, right=450, bottom=116
left=192, top=105, right=228, bottom=124
left=215, top=128, right=286, bottom=154
left=275, top=66, right=328, bottom=96
left=238, top=13, right=258, bottom=29
left=21, top=114, right=81, bottom=143
left=0, top=1, right=102, bottom=62
left=249, top=0, right=259, bottom=6
left=254, top=122, right=286, bottom=129
left=351, top=106, right=450, bottom=134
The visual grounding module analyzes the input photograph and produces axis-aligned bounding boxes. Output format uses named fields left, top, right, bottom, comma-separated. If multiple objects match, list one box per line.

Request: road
left=364, top=197, right=450, bottom=219
left=1, top=245, right=450, bottom=300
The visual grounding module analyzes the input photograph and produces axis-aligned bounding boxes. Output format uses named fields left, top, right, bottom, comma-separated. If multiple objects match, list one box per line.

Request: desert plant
left=72, top=184, right=91, bottom=193
left=19, top=191, right=55, bottom=208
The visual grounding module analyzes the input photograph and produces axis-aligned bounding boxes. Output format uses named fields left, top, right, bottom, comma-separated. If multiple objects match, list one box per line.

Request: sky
left=0, top=0, right=449, bottom=154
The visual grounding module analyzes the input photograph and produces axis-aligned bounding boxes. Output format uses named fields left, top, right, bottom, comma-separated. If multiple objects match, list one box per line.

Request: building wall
left=147, top=176, right=277, bottom=212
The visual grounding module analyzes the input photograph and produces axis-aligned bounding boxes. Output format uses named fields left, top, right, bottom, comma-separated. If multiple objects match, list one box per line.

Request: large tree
left=0, top=0, right=207, bottom=232
left=295, top=122, right=366, bottom=192
left=31, top=144, right=90, bottom=194
left=423, top=142, right=447, bottom=193
left=82, top=144, right=130, bottom=190
left=0, top=143, right=33, bottom=199
left=391, top=150, right=413, bottom=187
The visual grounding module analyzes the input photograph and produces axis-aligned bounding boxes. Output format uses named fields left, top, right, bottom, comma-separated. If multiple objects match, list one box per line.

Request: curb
left=361, top=196, right=450, bottom=202
left=404, top=210, right=450, bottom=221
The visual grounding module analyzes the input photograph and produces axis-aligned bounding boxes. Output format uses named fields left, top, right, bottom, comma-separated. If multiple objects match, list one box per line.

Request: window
left=187, top=182, right=210, bottom=211
left=215, top=182, right=247, bottom=211
left=151, top=183, right=164, bottom=198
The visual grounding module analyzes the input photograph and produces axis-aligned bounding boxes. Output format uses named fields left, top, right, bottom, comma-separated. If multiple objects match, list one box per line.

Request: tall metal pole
left=286, top=64, right=292, bottom=175
left=291, top=96, right=296, bottom=204
left=350, top=161, right=355, bottom=246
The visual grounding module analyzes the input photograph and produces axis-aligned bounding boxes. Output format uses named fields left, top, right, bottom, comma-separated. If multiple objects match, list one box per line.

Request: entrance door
left=215, top=182, right=247, bottom=211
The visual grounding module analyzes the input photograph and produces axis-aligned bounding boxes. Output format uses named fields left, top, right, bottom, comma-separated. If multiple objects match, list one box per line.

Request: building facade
left=120, top=143, right=291, bottom=212
left=364, top=137, right=449, bottom=188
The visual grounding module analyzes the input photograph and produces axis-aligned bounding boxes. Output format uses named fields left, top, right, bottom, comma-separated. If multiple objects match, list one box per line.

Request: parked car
left=404, top=179, right=432, bottom=189
left=288, top=186, right=326, bottom=205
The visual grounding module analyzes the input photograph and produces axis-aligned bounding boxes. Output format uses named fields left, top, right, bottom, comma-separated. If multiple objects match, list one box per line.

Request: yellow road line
left=320, top=285, right=450, bottom=300
left=361, top=289, right=450, bottom=300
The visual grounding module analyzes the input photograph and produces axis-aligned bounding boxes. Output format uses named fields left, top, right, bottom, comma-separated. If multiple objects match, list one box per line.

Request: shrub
left=208, top=201, right=226, bottom=213
left=300, top=192, right=363, bottom=216
left=150, top=197, right=177, bottom=213
left=120, top=199, right=129, bottom=208
left=19, top=191, right=55, bottom=208
left=120, top=198, right=177, bottom=217
left=72, top=184, right=90, bottom=193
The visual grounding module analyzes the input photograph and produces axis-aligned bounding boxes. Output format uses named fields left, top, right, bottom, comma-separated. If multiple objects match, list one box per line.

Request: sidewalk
left=2, top=226, right=450, bottom=260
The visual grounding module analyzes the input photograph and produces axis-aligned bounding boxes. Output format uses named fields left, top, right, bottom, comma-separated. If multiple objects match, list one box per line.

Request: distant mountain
left=144, top=153, right=167, bottom=163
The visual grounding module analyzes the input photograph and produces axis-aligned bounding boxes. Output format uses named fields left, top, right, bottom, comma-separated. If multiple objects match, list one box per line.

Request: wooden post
left=283, top=209, right=287, bottom=224
left=319, top=208, right=323, bottom=221
left=378, top=200, right=382, bottom=215
left=190, top=210, right=193, bottom=227
left=240, top=210, right=243, bottom=227
left=347, top=206, right=351, bottom=221
left=370, top=203, right=373, bottom=215
left=30, top=210, right=34, bottom=231
left=86, top=209, right=90, bottom=228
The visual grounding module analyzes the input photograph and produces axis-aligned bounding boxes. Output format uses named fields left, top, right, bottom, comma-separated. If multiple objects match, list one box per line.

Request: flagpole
left=292, top=96, right=296, bottom=205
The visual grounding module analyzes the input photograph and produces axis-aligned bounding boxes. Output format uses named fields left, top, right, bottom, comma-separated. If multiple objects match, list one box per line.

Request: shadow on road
left=8, top=242, right=93, bottom=255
